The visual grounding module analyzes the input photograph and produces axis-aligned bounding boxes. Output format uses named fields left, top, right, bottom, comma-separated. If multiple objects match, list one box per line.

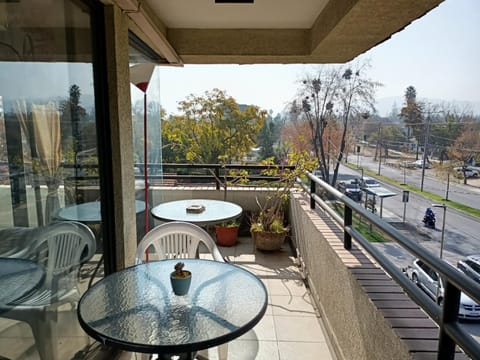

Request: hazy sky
left=158, top=0, right=480, bottom=116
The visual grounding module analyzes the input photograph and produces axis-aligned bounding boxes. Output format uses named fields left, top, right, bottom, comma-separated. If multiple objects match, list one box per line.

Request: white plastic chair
left=135, top=221, right=225, bottom=264
left=136, top=221, right=228, bottom=360
left=0, top=221, right=96, bottom=360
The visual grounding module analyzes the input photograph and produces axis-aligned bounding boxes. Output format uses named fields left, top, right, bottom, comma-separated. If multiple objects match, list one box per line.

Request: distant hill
left=375, top=96, right=480, bottom=117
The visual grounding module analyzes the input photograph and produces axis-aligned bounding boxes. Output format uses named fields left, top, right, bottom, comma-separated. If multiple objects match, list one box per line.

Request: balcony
left=1, top=176, right=479, bottom=359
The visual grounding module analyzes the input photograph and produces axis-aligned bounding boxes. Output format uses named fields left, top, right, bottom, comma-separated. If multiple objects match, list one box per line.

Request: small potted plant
left=170, top=262, right=192, bottom=296
left=215, top=220, right=240, bottom=247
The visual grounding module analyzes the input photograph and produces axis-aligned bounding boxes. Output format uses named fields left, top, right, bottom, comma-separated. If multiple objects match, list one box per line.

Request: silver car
left=359, top=176, right=380, bottom=189
left=457, top=255, right=480, bottom=284
left=407, top=259, right=480, bottom=321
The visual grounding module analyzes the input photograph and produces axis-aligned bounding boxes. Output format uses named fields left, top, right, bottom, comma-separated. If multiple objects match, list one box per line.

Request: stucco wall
left=289, top=192, right=411, bottom=360
left=149, top=186, right=275, bottom=219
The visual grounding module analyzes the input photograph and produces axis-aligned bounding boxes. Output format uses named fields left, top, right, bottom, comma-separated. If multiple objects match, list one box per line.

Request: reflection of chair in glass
left=135, top=222, right=227, bottom=360
left=135, top=221, right=224, bottom=264
left=0, top=221, right=96, bottom=360
left=0, top=227, right=35, bottom=258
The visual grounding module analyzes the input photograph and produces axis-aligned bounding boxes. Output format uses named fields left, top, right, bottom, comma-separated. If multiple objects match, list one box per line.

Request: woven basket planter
left=251, top=230, right=287, bottom=251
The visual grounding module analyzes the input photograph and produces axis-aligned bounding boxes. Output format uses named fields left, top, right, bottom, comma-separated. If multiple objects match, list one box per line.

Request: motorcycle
left=422, top=208, right=436, bottom=229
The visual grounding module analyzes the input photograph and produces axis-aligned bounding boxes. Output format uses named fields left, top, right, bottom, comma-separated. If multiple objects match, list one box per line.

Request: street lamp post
left=432, top=204, right=447, bottom=259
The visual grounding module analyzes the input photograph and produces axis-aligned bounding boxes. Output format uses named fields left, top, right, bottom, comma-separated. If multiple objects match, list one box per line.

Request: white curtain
left=31, top=102, right=62, bottom=223
left=16, top=100, right=62, bottom=224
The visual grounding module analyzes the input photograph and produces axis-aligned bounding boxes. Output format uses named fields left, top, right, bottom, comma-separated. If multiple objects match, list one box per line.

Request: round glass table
left=0, top=258, right=45, bottom=310
left=56, top=200, right=146, bottom=223
left=150, top=199, right=242, bottom=226
left=77, top=259, right=267, bottom=357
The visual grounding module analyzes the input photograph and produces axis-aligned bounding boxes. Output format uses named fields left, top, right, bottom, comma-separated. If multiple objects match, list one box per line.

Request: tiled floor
left=194, top=235, right=335, bottom=360
left=0, top=236, right=335, bottom=360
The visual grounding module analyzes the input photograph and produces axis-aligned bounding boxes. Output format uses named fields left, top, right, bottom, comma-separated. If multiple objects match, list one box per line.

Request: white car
left=406, top=259, right=480, bottom=320
left=359, top=177, right=380, bottom=189
left=454, top=167, right=479, bottom=178
left=413, top=160, right=431, bottom=169
left=457, top=255, right=480, bottom=284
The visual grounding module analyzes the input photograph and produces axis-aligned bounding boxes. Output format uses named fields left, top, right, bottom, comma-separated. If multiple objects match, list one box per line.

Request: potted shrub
left=215, top=220, right=240, bottom=247
left=170, top=262, right=192, bottom=296
left=250, top=149, right=316, bottom=251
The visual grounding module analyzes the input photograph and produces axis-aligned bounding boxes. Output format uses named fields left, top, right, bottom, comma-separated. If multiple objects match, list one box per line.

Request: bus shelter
left=363, top=187, right=397, bottom=218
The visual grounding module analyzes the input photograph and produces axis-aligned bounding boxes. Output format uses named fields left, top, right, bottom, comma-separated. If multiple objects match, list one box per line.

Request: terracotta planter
left=215, top=225, right=239, bottom=247
left=170, top=271, right=192, bottom=296
left=251, top=230, right=287, bottom=251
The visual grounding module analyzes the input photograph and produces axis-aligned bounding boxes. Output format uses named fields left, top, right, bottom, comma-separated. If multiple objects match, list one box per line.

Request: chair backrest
left=135, top=221, right=224, bottom=264
left=33, top=221, right=96, bottom=290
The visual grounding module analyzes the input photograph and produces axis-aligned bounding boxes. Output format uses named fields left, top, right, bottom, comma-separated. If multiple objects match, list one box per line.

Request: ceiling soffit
left=116, top=0, right=444, bottom=65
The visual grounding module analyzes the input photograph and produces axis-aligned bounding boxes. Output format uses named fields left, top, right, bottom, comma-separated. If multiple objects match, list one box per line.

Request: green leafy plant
left=250, top=145, right=317, bottom=234
left=218, top=220, right=240, bottom=227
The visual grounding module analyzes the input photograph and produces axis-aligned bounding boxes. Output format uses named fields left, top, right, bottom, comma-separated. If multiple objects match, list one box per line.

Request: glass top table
left=77, top=259, right=267, bottom=356
left=0, top=258, right=45, bottom=311
left=56, top=200, right=146, bottom=223
left=151, top=199, right=242, bottom=226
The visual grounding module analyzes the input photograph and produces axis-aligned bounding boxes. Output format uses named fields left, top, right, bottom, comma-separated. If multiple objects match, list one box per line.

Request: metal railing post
left=215, top=167, right=220, bottom=190
left=344, top=205, right=352, bottom=249
left=310, top=179, right=316, bottom=209
left=438, top=281, right=460, bottom=360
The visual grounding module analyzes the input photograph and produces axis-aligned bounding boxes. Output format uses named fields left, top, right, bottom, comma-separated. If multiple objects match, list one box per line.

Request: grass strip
left=346, top=163, right=480, bottom=219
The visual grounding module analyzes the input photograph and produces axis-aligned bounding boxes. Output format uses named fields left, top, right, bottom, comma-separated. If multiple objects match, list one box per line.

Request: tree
left=131, top=99, right=165, bottom=173
left=368, top=123, right=407, bottom=159
left=59, top=84, right=88, bottom=154
left=292, top=61, right=378, bottom=185
left=257, top=113, right=282, bottom=160
left=174, top=88, right=267, bottom=164
left=428, top=104, right=472, bottom=162
left=161, top=115, right=188, bottom=163
left=399, top=86, right=423, bottom=140
left=448, top=126, right=480, bottom=184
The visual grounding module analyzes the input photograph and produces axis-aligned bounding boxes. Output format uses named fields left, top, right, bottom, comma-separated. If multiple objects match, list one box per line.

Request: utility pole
left=420, top=115, right=431, bottom=192
left=445, top=172, right=450, bottom=201
left=377, top=125, right=382, bottom=175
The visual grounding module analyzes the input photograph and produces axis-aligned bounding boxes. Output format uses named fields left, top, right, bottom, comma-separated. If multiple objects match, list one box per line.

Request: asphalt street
left=338, top=157, right=480, bottom=268
left=334, top=156, right=480, bottom=341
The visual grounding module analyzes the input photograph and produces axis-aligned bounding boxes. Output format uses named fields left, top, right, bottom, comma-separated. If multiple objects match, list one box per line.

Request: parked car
left=457, top=255, right=480, bottom=284
left=454, top=167, right=479, bottom=178
left=412, top=159, right=431, bottom=169
left=405, top=259, right=480, bottom=320
left=313, top=169, right=322, bottom=178
left=359, top=176, right=380, bottom=189
left=337, top=180, right=362, bottom=202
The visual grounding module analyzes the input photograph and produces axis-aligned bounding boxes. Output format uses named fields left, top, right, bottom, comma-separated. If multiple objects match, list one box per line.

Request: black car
left=337, top=180, right=362, bottom=202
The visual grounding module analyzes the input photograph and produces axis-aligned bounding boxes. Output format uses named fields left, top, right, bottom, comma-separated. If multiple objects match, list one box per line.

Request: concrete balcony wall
left=289, top=192, right=411, bottom=360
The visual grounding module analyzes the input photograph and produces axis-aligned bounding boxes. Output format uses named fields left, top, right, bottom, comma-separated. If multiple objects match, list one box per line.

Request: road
left=355, top=154, right=480, bottom=210
left=340, top=158, right=480, bottom=266
left=337, top=158, right=480, bottom=343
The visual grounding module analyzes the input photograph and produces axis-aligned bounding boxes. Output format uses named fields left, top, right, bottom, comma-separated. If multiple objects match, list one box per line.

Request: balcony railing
left=300, top=171, right=480, bottom=360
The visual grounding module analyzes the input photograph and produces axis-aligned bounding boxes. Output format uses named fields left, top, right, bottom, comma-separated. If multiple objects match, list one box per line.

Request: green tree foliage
left=293, top=61, right=379, bottom=185
left=59, top=84, right=88, bottom=155
left=131, top=98, right=165, bottom=172
left=428, top=105, right=474, bottom=161
left=399, top=86, right=423, bottom=139
left=167, top=88, right=267, bottom=164
left=257, top=113, right=282, bottom=160
left=161, top=115, right=190, bottom=163
left=368, top=124, right=407, bottom=158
